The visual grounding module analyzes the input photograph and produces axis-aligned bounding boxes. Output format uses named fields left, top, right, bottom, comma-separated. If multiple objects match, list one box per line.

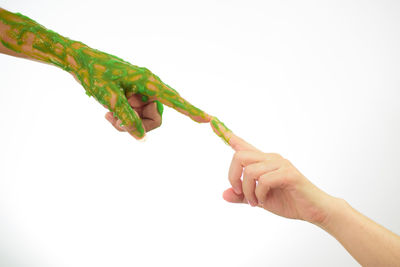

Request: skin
left=0, top=8, right=232, bottom=143
left=224, top=134, right=400, bottom=266
left=5, top=7, right=396, bottom=266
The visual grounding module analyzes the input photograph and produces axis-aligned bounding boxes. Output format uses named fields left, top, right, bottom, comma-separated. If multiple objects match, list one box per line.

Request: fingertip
left=121, top=106, right=147, bottom=140
left=228, top=133, right=259, bottom=152
left=125, top=126, right=147, bottom=140
left=105, top=112, right=125, bottom=132
left=105, top=112, right=113, bottom=120
left=210, top=117, right=232, bottom=145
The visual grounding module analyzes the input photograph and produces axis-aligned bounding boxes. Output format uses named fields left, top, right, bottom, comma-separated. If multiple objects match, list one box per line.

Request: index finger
left=133, top=73, right=212, bottom=123
left=228, top=132, right=259, bottom=152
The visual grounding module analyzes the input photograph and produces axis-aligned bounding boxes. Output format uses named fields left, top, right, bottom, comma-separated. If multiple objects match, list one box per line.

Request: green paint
left=155, top=100, right=164, bottom=116
left=141, top=95, right=149, bottom=102
left=1, top=39, right=20, bottom=52
left=210, top=117, right=231, bottom=144
left=0, top=8, right=232, bottom=145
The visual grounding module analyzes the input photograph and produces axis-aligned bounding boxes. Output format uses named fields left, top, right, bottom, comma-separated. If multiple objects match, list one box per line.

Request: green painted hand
left=0, top=8, right=233, bottom=144
left=67, top=42, right=211, bottom=138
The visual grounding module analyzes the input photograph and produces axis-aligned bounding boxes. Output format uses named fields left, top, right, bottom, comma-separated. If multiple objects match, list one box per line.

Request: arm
left=0, top=24, right=29, bottom=59
left=0, top=8, right=81, bottom=72
left=322, top=198, right=400, bottom=266
left=0, top=8, right=161, bottom=137
left=0, top=8, right=233, bottom=143
left=0, top=12, right=29, bottom=59
left=223, top=134, right=400, bottom=266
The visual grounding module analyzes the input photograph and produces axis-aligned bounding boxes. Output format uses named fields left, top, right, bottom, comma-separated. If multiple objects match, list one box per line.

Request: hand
left=223, top=134, right=335, bottom=225
left=0, top=8, right=224, bottom=142
left=104, top=94, right=162, bottom=134
left=67, top=43, right=211, bottom=139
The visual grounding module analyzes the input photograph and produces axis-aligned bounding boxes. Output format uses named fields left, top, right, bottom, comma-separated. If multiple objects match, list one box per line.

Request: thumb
left=109, top=85, right=146, bottom=139
left=222, top=188, right=247, bottom=204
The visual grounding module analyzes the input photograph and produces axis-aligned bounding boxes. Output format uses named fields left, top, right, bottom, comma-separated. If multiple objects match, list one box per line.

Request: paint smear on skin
left=210, top=117, right=232, bottom=145
left=0, top=8, right=233, bottom=145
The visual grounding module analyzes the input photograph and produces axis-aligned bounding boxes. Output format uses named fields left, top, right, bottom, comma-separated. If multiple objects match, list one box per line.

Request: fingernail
left=249, top=200, right=258, bottom=207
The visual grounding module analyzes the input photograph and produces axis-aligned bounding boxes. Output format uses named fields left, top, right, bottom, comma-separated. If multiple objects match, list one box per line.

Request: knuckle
left=281, top=168, right=298, bottom=184
left=243, top=166, right=254, bottom=179
left=257, top=177, right=267, bottom=187
left=243, top=168, right=250, bottom=178
left=231, top=142, right=241, bottom=151
left=232, top=151, right=243, bottom=162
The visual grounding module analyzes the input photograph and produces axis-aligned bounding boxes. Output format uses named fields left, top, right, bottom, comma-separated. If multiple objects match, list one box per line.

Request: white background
left=1, top=0, right=400, bottom=266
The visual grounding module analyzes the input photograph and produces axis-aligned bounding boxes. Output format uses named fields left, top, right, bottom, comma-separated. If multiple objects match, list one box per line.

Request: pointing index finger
left=228, top=132, right=259, bottom=152
left=136, top=73, right=212, bottom=123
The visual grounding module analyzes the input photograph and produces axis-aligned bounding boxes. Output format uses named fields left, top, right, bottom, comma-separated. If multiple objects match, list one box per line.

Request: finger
left=255, top=169, right=286, bottom=206
left=105, top=112, right=125, bottom=132
left=210, top=117, right=259, bottom=150
left=152, top=81, right=211, bottom=123
left=141, top=101, right=162, bottom=132
left=127, top=93, right=163, bottom=128
left=154, top=100, right=164, bottom=116
left=210, top=116, right=232, bottom=145
left=228, top=132, right=259, bottom=152
left=92, top=83, right=146, bottom=138
left=125, top=72, right=211, bottom=123
left=109, top=86, right=146, bottom=139
left=115, top=118, right=126, bottom=131
left=242, top=160, right=283, bottom=206
left=242, top=172, right=258, bottom=206
left=127, top=93, right=149, bottom=108
left=229, top=150, right=280, bottom=195
left=222, top=188, right=247, bottom=204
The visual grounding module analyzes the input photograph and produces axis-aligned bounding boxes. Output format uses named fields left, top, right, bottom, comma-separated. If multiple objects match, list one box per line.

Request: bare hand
left=223, top=134, right=335, bottom=225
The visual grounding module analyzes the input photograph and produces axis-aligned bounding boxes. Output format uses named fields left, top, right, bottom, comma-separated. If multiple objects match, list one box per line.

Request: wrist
left=316, top=196, right=350, bottom=232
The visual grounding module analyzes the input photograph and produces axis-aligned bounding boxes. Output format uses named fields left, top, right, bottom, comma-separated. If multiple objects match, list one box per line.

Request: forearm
left=320, top=198, right=400, bottom=266
left=0, top=8, right=83, bottom=72
left=0, top=8, right=127, bottom=98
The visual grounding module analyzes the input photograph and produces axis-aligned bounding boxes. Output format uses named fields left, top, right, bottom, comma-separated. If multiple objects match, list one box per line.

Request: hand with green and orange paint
left=0, top=8, right=231, bottom=142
